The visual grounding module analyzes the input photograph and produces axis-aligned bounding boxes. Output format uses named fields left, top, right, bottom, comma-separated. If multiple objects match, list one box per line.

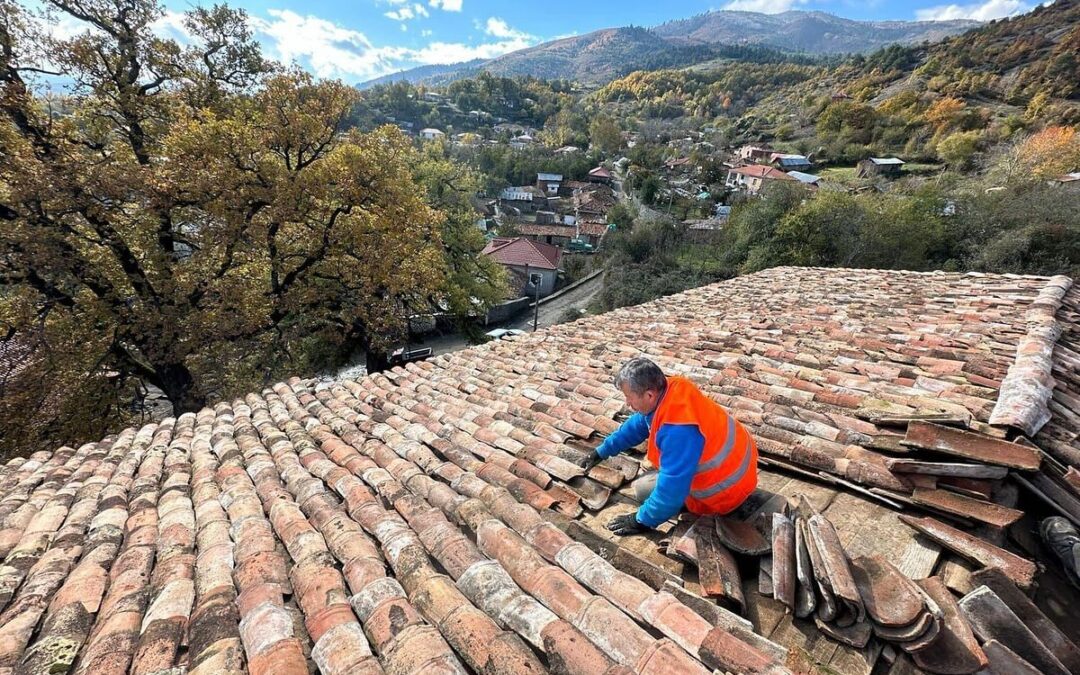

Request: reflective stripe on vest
left=691, top=438, right=754, bottom=500
left=695, top=413, right=736, bottom=474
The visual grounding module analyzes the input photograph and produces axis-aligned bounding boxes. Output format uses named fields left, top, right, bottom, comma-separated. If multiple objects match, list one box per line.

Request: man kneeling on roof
left=587, top=357, right=759, bottom=536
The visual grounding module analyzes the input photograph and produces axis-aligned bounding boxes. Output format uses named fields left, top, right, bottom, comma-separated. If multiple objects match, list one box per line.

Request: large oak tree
left=0, top=0, right=505, bottom=454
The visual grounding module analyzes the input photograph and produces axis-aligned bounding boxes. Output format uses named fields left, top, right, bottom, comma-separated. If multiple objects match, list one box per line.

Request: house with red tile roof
left=587, top=166, right=613, bottom=184
left=725, top=164, right=796, bottom=195
left=481, top=236, right=562, bottom=297
left=0, top=267, right=1077, bottom=675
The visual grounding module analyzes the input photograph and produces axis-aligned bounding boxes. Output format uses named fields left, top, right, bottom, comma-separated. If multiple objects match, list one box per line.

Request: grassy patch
left=817, top=166, right=860, bottom=184
left=903, top=162, right=944, bottom=175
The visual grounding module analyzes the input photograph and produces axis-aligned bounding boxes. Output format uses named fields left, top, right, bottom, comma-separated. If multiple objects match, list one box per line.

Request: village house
left=481, top=236, right=562, bottom=297
left=510, top=133, right=535, bottom=150
left=770, top=153, right=812, bottom=172
left=515, top=223, right=576, bottom=249
left=664, top=156, right=692, bottom=174
left=725, top=164, right=796, bottom=195
left=558, top=179, right=591, bottom=199
left=587, top=166, right=613, bottom=184
left=534, top=210, right=558, bottom=225
left=497, top=185, right=547, bottom=215
left=418, top=128, right=445, bottom=141
left=786, top=170, right=822, bottom=187
left=573, top=219, right=610, bottom=248
left=492, top=122, right=527, bottom=135
left=536, top=173, right=563, bottom=197
left=452, top=132, right=482, bottom=146
left=738, top=144, right=774, bottom=162
left=554, top=145, right=580, bottom=155
left=572, top=184, right=617, bottom=219
left=857, top=156, right=905, bottom=178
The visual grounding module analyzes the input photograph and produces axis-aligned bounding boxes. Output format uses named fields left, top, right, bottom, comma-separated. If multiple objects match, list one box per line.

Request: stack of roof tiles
left=0, top=266, right=1077, bottom=675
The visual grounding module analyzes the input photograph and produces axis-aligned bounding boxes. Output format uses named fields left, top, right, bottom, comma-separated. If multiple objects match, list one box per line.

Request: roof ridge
left=989, top=274, right=1074, bottom=437
left=521, top=237, right=560, bottom=268
left=752, top=266, right=1074, bottom=281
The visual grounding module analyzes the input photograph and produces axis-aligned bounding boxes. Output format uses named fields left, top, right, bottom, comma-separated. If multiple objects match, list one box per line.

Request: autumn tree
left=937, top=130, right=983, bottom=170
left=588, top=114, right=622, bottom=154
left=1012, top=126, right=1080, bottom=179
left=0, top=0, right=501, bottom=453
left=413, top=140, right=508, bottom=342
left=924, top=96, right=968, bottom=135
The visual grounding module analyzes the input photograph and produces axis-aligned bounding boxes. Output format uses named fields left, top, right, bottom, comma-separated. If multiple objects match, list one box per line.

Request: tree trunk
left=365, top=350, right=390, bottom=375
left=154, top=362, right=206, bottom=414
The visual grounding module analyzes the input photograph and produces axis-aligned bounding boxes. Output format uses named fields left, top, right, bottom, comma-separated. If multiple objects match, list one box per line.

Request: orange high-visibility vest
left=646, top=376, right=758, bottom=515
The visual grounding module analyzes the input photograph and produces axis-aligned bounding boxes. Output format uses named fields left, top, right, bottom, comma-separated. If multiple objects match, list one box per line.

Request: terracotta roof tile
left=3, top=266, right=1080, bottom=674
left=481, top=237, right=562, bottom=270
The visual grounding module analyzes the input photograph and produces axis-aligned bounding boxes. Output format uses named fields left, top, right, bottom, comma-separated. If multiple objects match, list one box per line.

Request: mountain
left=362, top=27, right=723, bottom=88
left=652, top=11, right=980, bottom=54
left=360, top=59, right=485, bottom=89
left=359, top=10, right=982, bottom=88
left=479, top=26, right=717, bottom=82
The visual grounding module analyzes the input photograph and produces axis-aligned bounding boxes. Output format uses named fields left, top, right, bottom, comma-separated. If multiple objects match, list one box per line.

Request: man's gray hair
left=614, top=357, right=668, bottom=395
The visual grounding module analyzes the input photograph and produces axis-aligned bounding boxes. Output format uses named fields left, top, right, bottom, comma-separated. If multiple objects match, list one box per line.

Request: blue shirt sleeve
left=636, top=423, right=705, bottom=528
left=595, top=413, right=649, bottom=459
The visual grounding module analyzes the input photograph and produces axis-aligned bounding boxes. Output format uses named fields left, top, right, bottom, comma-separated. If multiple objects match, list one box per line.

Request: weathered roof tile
left=5, top=267, right=1080, bottom=673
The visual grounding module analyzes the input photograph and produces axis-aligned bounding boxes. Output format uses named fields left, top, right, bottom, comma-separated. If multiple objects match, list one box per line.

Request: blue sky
left=118, top=0, right=1038, bottom=83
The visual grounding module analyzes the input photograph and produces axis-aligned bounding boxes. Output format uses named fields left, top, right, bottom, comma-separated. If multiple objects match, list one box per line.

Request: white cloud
left=252, top=9, right=408, bottom=79
left=385, top=7, right=415, bottom=20
left=385, top=3, right=429, bottom=21
left=722, top=0, right=806, bottom=13
left=409, top=36, right=533, bottom=64
left=484, top=17, right=531, bottom=40
left=151, top=10, right=193, bottom=41
left=250, top=9, right=537, bottom=81
left=429, top=0, right=463, bottom=11
left=915, top=0, right=1031, bottom=21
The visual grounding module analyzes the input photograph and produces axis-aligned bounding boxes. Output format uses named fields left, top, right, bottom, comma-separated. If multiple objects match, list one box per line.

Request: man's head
left=614, top=357, right=668, bottom=415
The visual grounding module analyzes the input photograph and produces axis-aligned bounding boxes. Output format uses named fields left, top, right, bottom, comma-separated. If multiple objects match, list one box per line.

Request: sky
left=57, top=0, right=1041, bottom=84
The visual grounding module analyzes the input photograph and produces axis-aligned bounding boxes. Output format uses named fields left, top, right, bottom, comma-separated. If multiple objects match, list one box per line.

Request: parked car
left=388, top=346, right=433, bottom=366
left=485, top=328, right=526, bottom=341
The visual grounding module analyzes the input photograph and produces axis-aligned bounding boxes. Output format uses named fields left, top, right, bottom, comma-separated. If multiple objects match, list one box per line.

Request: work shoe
left=1040, top=516, right=1080, bottom=585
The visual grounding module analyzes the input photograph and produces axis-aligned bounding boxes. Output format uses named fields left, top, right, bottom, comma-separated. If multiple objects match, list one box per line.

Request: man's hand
left=581, top=449, right=602, bottom=470
left=607, top=513, right=646, bottom=536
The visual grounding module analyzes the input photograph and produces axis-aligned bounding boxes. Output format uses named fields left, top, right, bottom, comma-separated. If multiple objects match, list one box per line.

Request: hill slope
left=361, top=59, right=485, bottom=89
left=652, top=10, right=979, bottom=54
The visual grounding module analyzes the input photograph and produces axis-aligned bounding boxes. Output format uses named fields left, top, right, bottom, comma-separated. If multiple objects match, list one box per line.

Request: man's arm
left=595, top=413, right=650, bottom=460
left=635, top=424, right=705, bottom=528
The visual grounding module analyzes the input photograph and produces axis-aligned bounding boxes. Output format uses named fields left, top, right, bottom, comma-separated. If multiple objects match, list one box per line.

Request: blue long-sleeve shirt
left=595, top=411, right=705, bottom=528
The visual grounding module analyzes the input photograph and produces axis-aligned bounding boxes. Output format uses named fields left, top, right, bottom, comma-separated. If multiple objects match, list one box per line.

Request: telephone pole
left=530, top=273, right=542, bottom=331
